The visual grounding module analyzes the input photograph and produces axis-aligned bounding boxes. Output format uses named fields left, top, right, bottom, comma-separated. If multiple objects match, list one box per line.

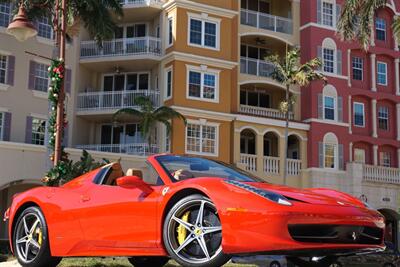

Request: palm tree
left=267, top=48, right=326, bottom=185
left=113, top=96, right=187, bottom=153
left=337, top=0, right=400, bottom=49
left=1, top=0, right=123, bottom=43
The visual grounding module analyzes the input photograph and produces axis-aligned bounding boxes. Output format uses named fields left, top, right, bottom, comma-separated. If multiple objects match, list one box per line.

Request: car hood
left=245, top=182, right=361, bottom=207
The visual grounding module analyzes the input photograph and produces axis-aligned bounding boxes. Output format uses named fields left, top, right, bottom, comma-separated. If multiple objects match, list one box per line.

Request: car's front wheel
left=13, top=206, right=61, bottom=267
left=163, top=194, right=230, bottom=267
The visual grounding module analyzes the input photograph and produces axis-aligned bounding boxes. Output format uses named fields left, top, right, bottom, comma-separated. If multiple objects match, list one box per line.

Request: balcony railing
left=264, top=156, right=280, bottom=175
left=80, top=37, right=161, bottom=59
left=76, top=143, right=159, bottom=157
left=240, top=57, right=275, bottom=78
left=240, top=153, right=257, bottom=172
left=363, top=164, right=400, bottom=185
left=120, top=0, right=163, bottom=7
left=240, top=105, right=294, bottom=120
left=77, top=90, right=160, bottom=112
left=287, top=159, right=302, bottom=176
left=240, top=9, right=293, bottom=34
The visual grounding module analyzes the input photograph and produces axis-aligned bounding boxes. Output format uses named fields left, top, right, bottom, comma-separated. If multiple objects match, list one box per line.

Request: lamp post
left=7, top=0, right=67, bottom=166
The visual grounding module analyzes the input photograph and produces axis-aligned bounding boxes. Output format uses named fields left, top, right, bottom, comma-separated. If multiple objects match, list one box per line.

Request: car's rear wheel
left=128, top=256, right=169, bottom=267
left=13, top=206, right=61, bottom=267
left=163, top=194, right=230, bottom=267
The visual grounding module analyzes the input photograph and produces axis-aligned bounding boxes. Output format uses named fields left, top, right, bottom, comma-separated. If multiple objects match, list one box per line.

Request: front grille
left=288, top=224, right=383, bottom=245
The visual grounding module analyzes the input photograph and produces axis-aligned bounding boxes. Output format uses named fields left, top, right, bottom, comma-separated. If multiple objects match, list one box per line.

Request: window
left=0, top=112, right=3, bottom=140
left=324, top=143, right=336, bottom=169
left=378, top=106, right=389, bottom=130
left=240, top=91, right=270, bottom=108
left=34, top=63, right=49, bottom=92
left=375, top=18, right=386, bottom=41
left=165, top=68, right=172, bottom=99
left=380, top=152, right=391, bottom=167
left=187, top=67, right=218, bottom=102
left=37, top=17, right=53, bottom=39
left=352, top=57, right=363, bottom=80
left=167, top=17, right=173, bottom=46
left=101, top=124, right=143, bottom=145
left=0, top=3, right=11, bottom=28
left=186, top=122, right=218, bottom=156
left=103, top=73, right=149, bottom=91
left=377, top=61, right=387, bottom=85
left=354, top=149, right=365, bottom=163
left=188, top=15, right=219, bottom=49
left=323, top=48, right=335, bottom=73
left=353, top=102, right=365, bottom=127
left=31, top=118, right=46, bottom=145
left=0, top=54, right=6, bottom=84
left=324, top=96, right=335, bottom=120
left=322, top=2, right=334, bottom=27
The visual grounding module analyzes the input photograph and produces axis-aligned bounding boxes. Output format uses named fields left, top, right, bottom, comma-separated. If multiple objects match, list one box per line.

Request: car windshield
left=155, top=155, right=264, bottom=183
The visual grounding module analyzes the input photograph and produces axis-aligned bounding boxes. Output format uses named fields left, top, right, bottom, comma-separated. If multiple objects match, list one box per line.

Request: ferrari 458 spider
left=4, top=154, right=385, bottom=267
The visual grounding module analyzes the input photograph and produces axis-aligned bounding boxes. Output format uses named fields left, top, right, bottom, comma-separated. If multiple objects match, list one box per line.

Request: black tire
left=12, top=206, right=62, bottom=267
left=383, top=264, right=395, bottom=267
left=163, top=194, right=230, bottom=267
left=270, top=261, right=281, bottom=267
left=128, top=256, right=169, bottom=267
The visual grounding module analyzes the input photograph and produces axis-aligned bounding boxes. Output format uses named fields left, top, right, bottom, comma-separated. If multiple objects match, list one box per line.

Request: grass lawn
left=57, top=258, right=256, bottom=267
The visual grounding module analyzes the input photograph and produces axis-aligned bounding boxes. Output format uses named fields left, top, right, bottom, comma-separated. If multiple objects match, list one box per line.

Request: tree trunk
left=283, top=84, right=290, bottom=185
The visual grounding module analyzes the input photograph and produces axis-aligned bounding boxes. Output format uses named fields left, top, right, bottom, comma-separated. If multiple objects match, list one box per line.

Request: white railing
left=240, top=57, right=275, bottom=78
left=120, top=0, right=163, bottom=7
left=240, top=153, right=257, bottom=172
left=287, top=159, right=302, bottom=176
left=77, top=143, right=159, bottom=156
left=264, top=156, right=280, bottom=175
left=77, top=90, right=160, bottom=112
left=240, top=105, right=294, bottom=120
left=241, top=9, right=293, bottom=34
left=80, top=37, right=161, bottom=58
left=363, top=165, right=400, bottom=185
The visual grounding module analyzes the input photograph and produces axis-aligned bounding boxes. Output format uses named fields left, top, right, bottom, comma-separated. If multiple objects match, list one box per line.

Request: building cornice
left=0, top=141, right=46, bottom=153
left=162, top=51, right=238, bottom=69
left=303, top=118, right=349, bottom=127
left=163, top=0, right=238, bottom=18
left=236, top=114, right=310, bottom=131
left=170, top=106, right=236, bottom=121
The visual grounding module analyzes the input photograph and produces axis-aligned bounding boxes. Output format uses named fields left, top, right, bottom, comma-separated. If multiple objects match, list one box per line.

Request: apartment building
left=0, top=0, right=399, bottom=241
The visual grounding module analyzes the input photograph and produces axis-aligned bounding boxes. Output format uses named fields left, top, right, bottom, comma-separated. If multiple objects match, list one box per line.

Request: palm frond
left=113, top=108, right=143, bottom=121
left=154, top=106, right=187, bottom=125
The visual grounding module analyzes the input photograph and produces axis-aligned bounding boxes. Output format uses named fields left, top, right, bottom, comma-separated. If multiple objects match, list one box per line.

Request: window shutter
left=7, top=55, right=15, bottom=86
left=25, top=116, right=33, bottom=144
left=65, top=69, right=72, bottom=94
left=337, top=96, right=343, bottom=122
left=63, top=124, right=69, bottom=147
left=3, top=112, right=12, bottom=141
left=319, top=142, right=324, bottom=168
left=317, top=46, right=323, bottom=70
left=318, top=93, right=323, bottom=119
left=317, top=0, right=322, bottom=24
left=336, top=49, right=342, bottom=75
left=338, top=144, right=344, bottom=170
left=28, top=61, right=36, bottom=90
left=335, top=4, right=341, bottom=27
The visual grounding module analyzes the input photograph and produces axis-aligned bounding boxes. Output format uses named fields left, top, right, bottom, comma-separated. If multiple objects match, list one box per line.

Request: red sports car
left=4, top=154, right=385, bottom=267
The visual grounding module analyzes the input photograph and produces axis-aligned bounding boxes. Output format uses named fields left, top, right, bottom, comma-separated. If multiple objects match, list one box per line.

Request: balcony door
left=100, top=124, right=143, bottom=154
left=240, top=90, right=271, bottom=109
left=241, top=0, right=270, bottom=13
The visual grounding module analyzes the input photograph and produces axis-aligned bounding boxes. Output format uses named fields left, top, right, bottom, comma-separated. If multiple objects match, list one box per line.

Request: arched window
left=319, top=133, right=344, bottom=169
left=317, top=84, right=343, bottom=122
left=318, top=38, right=342, bottom=75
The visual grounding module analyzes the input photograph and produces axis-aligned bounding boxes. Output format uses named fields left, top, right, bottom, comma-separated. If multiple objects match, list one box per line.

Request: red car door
left=78, top=183, right=161, bottom=249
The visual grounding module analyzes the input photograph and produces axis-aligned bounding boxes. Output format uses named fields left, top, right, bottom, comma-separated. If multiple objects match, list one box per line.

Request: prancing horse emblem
left=351, top=232, right=357, bottom=240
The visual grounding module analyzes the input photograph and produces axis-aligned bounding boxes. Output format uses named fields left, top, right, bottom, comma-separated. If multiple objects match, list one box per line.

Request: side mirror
left=116, top=176, right=153, bottom=194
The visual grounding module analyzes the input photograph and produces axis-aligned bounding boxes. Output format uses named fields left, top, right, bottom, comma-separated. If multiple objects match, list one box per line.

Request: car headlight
left=225, top=180, right=292, bottom=206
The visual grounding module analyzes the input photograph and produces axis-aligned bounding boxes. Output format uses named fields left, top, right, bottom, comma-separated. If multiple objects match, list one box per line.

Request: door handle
left=81, top=195, right=91, bottom=202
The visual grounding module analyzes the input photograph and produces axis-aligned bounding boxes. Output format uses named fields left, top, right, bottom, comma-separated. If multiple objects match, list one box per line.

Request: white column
left=398, top=148, right=400, bottom=168
left=394, top=16, right=399, bottom=51
left=370, top=54, right=377, bottom=91
left=370, top=23, right=375, bottom=47
left=373, top=145, right=378, bottom=166
left=347, top=49, right=352, bottom=87
left=396, top=59, right=400, bottom=96
left=397, top=103, right=400, bottom=141
left=372, top=99, right=377, bottom=138
left=348, top=95, right=352, bottom=134
left=349, top=142, right=353, bottom=162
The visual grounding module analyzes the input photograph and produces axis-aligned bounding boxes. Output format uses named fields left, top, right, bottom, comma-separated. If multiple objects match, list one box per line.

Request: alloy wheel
left=15, top=212, right=43, bottom=264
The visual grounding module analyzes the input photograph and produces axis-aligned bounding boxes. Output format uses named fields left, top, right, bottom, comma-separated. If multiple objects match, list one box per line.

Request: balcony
left=240, top=105, right=294, bottom=120
left=76, top=90, right=160, bottom=114
left=240, top=9, right=293, bottom=35
left=80, top=37, right=161, bottom=60
left=240, top=154, right=302, bottom=177
left=240, top=57, right=275, bottom=78
left=363, top=165, right=400, bottom=185
left=120, top=0, right=163, bottom=7
left=76, top=143, right=159, bottom=157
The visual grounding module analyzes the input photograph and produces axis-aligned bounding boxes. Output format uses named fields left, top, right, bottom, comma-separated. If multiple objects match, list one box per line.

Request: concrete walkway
left=0, top=260, right=19, bottom=266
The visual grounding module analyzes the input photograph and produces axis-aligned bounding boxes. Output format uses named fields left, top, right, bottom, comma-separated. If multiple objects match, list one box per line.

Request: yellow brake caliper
left=35, top=227, right=43, bottom=246
left=177, top=211, right=190, bottom=245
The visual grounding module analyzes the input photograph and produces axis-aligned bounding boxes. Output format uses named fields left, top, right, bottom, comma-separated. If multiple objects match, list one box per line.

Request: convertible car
left=4, top=154, right=385, bottom=267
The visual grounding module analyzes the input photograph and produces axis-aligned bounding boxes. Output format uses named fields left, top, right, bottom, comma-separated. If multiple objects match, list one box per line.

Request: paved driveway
left=0, top=260, right=19, bottom=267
